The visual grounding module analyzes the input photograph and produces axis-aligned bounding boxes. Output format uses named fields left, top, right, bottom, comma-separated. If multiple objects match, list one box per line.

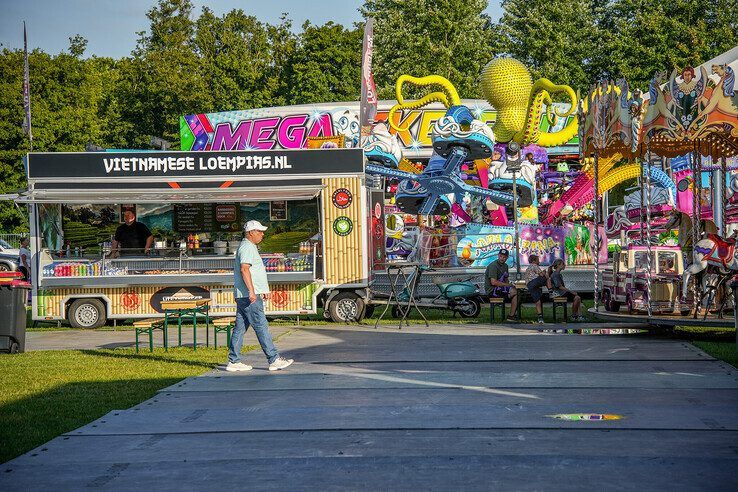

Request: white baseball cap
left=244, top=220, right=268, bottom=232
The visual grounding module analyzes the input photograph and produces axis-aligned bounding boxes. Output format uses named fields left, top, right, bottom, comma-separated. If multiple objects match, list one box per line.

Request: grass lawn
left=674, top=325, right=738, bottom=368
left=0, top=345, right=257, bottom=464
left=692, top=341, right=738, bottom=367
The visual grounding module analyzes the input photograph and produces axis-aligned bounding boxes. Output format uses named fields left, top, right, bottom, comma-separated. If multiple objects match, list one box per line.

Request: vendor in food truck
left=111, top=207, right=154, bottom=257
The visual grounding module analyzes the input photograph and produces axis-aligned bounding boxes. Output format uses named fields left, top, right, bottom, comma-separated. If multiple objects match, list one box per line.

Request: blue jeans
left=228, top=296, right=279, bottom=364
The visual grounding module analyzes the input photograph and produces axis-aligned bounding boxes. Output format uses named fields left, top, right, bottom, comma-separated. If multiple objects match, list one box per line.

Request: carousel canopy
left=581, top=47, right=738, bottom=160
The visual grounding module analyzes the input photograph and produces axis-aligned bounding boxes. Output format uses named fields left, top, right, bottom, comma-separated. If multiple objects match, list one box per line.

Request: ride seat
left=708, top=234, right=735, bottom=260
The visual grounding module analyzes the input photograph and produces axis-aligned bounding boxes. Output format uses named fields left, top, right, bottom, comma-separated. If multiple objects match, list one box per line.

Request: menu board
left=174, top=204, right=241, bottom=233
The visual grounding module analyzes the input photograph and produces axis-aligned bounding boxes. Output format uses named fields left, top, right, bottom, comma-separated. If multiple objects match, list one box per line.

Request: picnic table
left=160, top=298, right=211, bottom=350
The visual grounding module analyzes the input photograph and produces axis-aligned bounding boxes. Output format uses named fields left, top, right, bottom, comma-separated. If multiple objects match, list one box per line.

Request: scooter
left=393, top=265, right=483, bottom=318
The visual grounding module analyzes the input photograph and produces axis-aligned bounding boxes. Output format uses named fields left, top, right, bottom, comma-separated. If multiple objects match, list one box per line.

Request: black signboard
left=26, top=148, right=364, bottom=181
left=174, top=203, right=241, bottom=233
left=150, top=286, right=211, bottom=313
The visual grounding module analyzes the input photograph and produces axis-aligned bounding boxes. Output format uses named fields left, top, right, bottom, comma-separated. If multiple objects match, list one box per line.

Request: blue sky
left=0, top=0, right=503, bottom=58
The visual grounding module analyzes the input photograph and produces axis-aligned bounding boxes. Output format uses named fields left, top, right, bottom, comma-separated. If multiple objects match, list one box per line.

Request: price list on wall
left=174, top=204, right=241, bottom=233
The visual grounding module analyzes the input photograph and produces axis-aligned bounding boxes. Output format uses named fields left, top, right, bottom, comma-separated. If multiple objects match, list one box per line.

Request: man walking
left=226, top=220, right=294, bottom=372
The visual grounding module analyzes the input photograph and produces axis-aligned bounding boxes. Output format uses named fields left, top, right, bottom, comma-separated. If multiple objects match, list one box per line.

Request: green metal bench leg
left=206, top=310, right=210, bottom=348
left=226, top=326, right=231, bottom=348
left=193, top=314, right=197, bottom=351
left=178, top=312, right=183, bottom=347
left=163, top=315, right=169, bottom=349
left=135, top=329, right=140, bottom=353
left=148, top=328, right=154, bottom=352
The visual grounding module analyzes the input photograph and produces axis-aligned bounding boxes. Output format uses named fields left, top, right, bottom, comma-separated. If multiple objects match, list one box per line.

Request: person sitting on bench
left=524, top=254, right=549, bottom=324
left=485, top=248, right=518, bottom=322
left=548, top=259, right=584, bottom=322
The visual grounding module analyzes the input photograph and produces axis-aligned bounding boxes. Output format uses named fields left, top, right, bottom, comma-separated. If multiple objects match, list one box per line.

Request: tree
left=494, top=0, right=604, bottom=91
left=495, top=0, right=738, bottom=92
left=598, top=0, right=738, bottom=88
left=0, top=45, right=120, bottom=231
left=285, top=21, right=362, bottom=104
left=194, top=9, right=296, bottom=111
left=117, top=0, right=211, bottom=146
left=68, top=35, right=88, bottom=58
left=361, top=0, right=496, bottom=99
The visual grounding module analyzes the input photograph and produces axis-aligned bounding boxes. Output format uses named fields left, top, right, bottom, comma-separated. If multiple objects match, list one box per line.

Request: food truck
left=14, top=148, right=372, bottom=328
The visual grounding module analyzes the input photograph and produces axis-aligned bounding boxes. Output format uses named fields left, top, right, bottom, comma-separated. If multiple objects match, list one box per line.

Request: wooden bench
left=552, top=296, right=569, bottom=323
left=212, top=317, right=236, bottom=349
left=490, top=292, right=522, bottom=323
left=133, top=318, right=167, bottom=353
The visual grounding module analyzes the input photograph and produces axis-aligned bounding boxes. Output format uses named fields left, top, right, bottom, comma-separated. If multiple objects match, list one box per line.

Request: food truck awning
left=12, top=184, right=325, bottom=204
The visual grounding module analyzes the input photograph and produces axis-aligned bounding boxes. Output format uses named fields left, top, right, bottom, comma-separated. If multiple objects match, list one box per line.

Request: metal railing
left=0, top=233, right=27, bottom=248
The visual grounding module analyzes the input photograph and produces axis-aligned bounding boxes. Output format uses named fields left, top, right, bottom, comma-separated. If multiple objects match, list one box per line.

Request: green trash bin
left=0, top=273, right=30, bottom=354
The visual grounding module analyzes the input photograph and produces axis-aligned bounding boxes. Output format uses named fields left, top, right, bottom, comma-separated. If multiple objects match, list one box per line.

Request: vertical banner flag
left=360, top=18, right=377, bottom=144
left=22, top=21, right=33, bottom=148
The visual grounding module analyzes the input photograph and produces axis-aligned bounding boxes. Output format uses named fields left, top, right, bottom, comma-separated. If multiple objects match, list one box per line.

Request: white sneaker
left=268, top=357, right=294, bottom=371
left=225, top=361, right=253, bottom=372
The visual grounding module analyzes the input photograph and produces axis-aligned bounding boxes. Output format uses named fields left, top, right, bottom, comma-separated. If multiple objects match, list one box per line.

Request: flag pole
left=359, top=18, right=377, bottom=148
left=23, top=21, right=33, bottom=152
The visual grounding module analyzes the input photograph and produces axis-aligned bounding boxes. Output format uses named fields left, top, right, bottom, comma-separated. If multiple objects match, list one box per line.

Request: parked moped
left=393, top=265, right=483, bottom=318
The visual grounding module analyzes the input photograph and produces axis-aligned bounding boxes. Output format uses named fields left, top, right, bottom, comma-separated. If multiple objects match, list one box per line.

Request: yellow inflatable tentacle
left=514, top=90, right=548, bottom=144
left=598, top=162, right=641, bottom=196
left=519, top=78, right=579, bottom=148
left=388, top=75, right=461, bottom=133
left=394, top=74, right=461, bottom=106
left=388, top=93, right=450, bottom=132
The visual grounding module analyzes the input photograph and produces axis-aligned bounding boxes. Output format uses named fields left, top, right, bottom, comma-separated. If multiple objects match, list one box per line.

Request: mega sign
left=180, top=102, right=578, bottom=152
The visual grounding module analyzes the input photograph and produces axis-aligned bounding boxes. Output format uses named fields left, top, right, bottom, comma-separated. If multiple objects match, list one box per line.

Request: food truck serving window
left=49, top=198, right=320, bottom=254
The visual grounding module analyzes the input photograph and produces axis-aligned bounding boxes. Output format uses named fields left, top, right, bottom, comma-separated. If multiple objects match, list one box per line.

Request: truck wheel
left=328, top=293, right=365, bottom=323
left=0, top=263, right=10, bottom=272
left=9, top=341, right=19, bottom=354
left=68, top=299, right=107, bottom=329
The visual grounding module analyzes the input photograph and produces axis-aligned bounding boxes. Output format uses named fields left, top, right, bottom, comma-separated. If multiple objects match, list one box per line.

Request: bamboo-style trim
left=321, top=176, right=365, bottom=285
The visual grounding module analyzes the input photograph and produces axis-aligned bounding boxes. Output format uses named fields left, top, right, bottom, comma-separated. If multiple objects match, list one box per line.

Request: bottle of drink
left=187, top=233, right=194, bottom=250
left=194, top=234, right=200, bottom=249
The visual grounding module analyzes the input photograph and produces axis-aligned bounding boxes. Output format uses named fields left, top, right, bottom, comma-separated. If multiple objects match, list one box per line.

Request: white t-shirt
left=19, top=247, right=31, bottom=268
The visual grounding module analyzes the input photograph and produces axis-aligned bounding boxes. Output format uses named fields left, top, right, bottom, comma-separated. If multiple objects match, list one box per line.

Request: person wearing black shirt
left=112, top=209, right=153, bottom=256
